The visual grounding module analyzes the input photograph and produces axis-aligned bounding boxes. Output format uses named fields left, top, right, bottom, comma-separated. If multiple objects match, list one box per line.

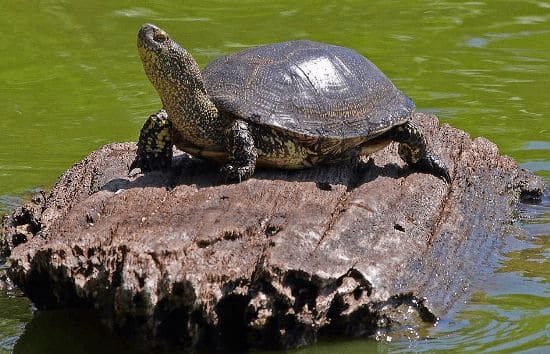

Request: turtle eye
left=153, top=31, right=168, bottom=43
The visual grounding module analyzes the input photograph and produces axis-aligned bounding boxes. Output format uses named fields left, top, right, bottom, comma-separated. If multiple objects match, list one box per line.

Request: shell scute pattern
left=202, top=40, right=414, bottom=140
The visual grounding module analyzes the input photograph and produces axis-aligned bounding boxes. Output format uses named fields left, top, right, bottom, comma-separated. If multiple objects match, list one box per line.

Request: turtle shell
left=202, top=40, right=414, bottom=139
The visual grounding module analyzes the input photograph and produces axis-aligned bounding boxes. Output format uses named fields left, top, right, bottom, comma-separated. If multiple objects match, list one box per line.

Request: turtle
left=130, top=24, right=450, bottom=183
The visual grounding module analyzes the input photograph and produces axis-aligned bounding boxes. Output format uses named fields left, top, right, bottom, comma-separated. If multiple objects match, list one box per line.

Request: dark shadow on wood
left=100, top=153, right=421, bottom=194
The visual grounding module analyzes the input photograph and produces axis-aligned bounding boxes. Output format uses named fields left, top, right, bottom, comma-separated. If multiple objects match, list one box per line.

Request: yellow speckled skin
left=130, top=110, right=174, bottom=172
left=137, top=26, right=222, bottom=151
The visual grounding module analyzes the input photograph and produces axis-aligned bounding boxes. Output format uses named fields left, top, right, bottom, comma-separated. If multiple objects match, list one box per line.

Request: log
left=1, top=113, right=543, bottom=351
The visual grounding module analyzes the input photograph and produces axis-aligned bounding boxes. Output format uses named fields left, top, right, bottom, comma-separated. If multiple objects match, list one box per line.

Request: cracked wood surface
left=1, top=113, right=543, bottom=350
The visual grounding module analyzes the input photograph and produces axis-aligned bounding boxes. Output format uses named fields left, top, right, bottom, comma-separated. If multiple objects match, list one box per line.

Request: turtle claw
left=219, top=165, right=241, bottom=184
left=128, top=158, right=141, bottom=175
left=219, top=164, right=255, bottom=184
left=129, top=151, right=172, bottom=174
left=440, top=168, right=452, bottom=184
left=414, top=154, right=451, bottom=184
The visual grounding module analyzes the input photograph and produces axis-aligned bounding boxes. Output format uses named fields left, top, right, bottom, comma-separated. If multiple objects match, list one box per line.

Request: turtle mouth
left=138, top=23, right=170, bottom=52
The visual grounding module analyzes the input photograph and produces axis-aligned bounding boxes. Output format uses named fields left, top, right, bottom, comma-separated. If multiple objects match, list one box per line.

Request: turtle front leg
left=388, top=121, right=451, bottom=183
left=129, top=110, right=173, bottom=173
left=220, top=119, right=257, bottom=183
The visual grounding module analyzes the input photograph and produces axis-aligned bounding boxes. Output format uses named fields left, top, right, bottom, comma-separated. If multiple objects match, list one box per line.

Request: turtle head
left=137, top=24, right=207, bottom=105
left=137, top=24, right=220, bottom=146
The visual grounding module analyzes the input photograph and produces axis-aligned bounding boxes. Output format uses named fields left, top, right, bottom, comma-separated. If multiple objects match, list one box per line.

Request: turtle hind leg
left=220, top=119, right=257, bottom=183
left=389, top=121, right=451, bottom=183
left=129, top=110, right=173, bottom=173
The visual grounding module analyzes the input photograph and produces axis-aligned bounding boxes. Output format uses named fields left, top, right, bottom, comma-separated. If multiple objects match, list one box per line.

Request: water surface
left=1, top=0, right=548, bottom=352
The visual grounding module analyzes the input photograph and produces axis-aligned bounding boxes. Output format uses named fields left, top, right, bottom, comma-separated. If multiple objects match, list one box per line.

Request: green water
left=1, top=0, right=548, bottom=352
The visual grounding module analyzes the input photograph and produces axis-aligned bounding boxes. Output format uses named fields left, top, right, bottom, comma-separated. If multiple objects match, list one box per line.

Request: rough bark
left=1, top=113, right=543, bottom=351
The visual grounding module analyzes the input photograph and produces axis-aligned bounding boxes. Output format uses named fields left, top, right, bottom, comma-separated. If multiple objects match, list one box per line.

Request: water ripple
left=112, top=7, right=158, bottom=18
